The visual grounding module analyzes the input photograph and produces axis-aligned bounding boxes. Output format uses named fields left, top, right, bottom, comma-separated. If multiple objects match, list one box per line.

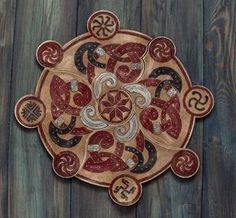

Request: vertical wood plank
left=8, top=0, right=77, bottom=217
left=71, top=1, right=141, bottom=217
left=203, top=0, right=236, bottom=217
left=138, top=1, right=204, bottom=217
left=0, top=0, right=16, bottom=217
left=76, top=0, right=141, bottom=35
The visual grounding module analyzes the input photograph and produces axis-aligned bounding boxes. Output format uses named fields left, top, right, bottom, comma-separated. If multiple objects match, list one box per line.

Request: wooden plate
left=15, top=10, right=214, bottom=206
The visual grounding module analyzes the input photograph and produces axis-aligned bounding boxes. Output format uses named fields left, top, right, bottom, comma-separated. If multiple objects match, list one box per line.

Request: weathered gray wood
left=138, top=1, right=204, bottom=217
left=203, top=0, right=236, bottom=217
left=0, top=0, right=16, bottom=217
left=8, top=0, right=77, bottom=217
left=71, top=1, right=141, bottom=217
left=76, top=0, right=141, bottom=35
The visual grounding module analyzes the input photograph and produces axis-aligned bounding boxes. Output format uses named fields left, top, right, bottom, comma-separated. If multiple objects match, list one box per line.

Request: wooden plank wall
left=0, top=0, right=235, bottom=217
left=203, top=0, right=236, bottom=217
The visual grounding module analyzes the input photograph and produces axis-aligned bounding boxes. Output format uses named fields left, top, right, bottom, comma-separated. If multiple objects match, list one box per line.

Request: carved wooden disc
left=14, top=10, right=214, bottom=206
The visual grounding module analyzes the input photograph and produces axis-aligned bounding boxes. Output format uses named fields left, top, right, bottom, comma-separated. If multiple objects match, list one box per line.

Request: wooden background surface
left=0, top=0, right=235, bottom=217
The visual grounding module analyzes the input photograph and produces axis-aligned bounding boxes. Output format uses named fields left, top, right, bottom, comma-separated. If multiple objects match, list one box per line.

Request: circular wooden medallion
left=149, top=37, right=176, bottom=62
left=184, top=85, right=214, bottom=117
left=36, top=41, right=63, bottom=68
left=53, top=151, right=80, bottom=178
left=15, top=10, right=214, bottom=206
left=109, top=175, right=142, bottom=206
left=171, top=149, right=200, bottom=178
left=15, top=95, right=46, bottom=128
left=87, top=10, right=120, bottom=40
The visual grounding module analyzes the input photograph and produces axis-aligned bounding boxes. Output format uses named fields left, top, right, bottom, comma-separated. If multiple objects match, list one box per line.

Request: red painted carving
left=84, top=131, right=128, bottom=173
left=50, top=75, right=92, bottom=118
left=53, top=151, right=80, bottom=178
left=37, top=41, right=63, bottom=68
left=149, top=37, right=176, bottom=62
left=98, top=90, right=132, bottom=123
left=171, top=149, right=199, bottom=178
left=106, top=43, right=146, bottom=83
left=140, top=107, right=159, bottom=133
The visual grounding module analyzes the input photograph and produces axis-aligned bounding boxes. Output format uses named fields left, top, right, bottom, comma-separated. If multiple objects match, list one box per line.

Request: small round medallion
left=184, top=85, right=214, bottom=117
left=149, top=37, right=176, bottom=62
left=87, top=10, right=120, bottom=40
left=171, top=149, right=200, bottom=178
left=36, top=41, right=63, bottom=68
left=53, top=151, right=80, bottom=178
left=109, top=175, right=142, bottom=206
left=15, top=95, right=46, bottom=128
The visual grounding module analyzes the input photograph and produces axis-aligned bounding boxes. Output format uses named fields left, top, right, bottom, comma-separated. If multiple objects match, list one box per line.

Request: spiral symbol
left=171, top=150, right=199, bottom=178
left=37, top=41, right=63, bottom=67
left=149, top=37, right=175, bottom=62
left=176, top=155, right=194, bottom=172
left=53, top=151, right=80, bottom=178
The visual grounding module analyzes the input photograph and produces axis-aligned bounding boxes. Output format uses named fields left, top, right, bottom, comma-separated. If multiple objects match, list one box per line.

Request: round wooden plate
left=15, top=10, right=214, bottom=206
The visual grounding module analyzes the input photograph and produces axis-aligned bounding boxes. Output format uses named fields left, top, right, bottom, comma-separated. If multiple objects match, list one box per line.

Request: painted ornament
left=15, top=10, right=214, bottom=206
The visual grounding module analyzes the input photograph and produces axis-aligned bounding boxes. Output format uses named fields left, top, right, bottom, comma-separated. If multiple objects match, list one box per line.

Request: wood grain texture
left=71, top=1, right=141, bottom=218
left=203, top=0, right=236, bottom=217
left=0, top=0, right=16, bottom=217
left=138, top=1, right=204, bottom=217
left=8, top=0, right=77, bottom=217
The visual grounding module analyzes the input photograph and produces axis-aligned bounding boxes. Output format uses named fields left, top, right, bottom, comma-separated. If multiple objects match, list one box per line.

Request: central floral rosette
left=98, top=90, right=132, bottom=124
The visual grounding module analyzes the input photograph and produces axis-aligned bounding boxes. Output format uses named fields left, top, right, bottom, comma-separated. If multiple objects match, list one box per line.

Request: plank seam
left=7, top=0, right=18, bottom=217
left=75, top=0, right=80, bottom=38
left=200, top=0, right=206, bottom=216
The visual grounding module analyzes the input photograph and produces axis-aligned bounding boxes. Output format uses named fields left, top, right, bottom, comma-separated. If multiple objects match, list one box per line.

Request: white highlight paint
left=93, top=72, right=118, bottom=99
left=114, top=115, right=138, bottom=142
left=123, top=84, right=151, bottom=108
left=87, top=144, right=101, bottom=152
left=80, top=105, right=108, bottom=129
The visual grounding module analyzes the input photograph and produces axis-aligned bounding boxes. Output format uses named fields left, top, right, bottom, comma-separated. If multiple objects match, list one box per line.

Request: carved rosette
left=14, top=10, right=214, bottom=206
